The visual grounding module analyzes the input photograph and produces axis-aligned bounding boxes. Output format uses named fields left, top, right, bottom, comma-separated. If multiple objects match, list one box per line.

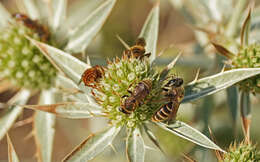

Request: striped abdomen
left=152, top=101, right=179, bottom=122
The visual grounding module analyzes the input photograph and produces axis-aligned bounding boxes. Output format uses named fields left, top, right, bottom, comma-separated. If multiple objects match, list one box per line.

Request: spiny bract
left=231, top=44, right=260, bottom=93
left=223, top=141, right=260, bottom=162
left=92, top=56, right=170, bottom=129
left=0, top=21, right=56, bottom=90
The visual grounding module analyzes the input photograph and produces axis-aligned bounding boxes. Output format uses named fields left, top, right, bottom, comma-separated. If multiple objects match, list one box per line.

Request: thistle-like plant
left=212, top=8, right=260, bottom=144
left=0, top=0, right=116, bottom=161
left=21, top=2, right=260, bottom=162
left=171, top=0, right=260, bottom=149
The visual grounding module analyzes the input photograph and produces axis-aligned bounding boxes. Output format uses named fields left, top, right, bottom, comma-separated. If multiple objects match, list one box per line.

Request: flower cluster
left=92, top=54, right=174, bottom=128
left=223, top=141, right=260, bottom=162
left=0, top=18, right=56, bottom=90
left=231, top=44, right=260, bottom=93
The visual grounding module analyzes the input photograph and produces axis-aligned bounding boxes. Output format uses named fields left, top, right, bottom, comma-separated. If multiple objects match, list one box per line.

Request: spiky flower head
left=92, top=55, right=172, bottom=129
left=223, top=141, right=260, bottom=162
left=0, top=20, right=56, bottom=90
left=231, top=44, right=260, bottom=93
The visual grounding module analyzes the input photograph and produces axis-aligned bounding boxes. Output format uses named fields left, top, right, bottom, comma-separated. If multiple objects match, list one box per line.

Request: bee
left=13, top=13, right=50, bottom=42
left=123, top=38, right=151, bottom=59
left=152, top=77, right=184, bottom=122
left=119, top=79, right=152, bottom=114
left=80, top=65, right=104, bottom=88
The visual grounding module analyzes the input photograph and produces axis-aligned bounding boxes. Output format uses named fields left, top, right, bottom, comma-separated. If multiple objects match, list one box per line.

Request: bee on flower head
left=152, top=76, right=184, bottom=122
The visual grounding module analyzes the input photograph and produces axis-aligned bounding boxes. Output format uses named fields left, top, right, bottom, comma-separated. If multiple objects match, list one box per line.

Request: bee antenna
left=116, top=35, right=130, bottom=49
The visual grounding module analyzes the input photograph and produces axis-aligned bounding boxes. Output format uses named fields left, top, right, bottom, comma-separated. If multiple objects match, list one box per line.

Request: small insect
left=13, top=13, right=50, bottom=42
left=120, top=79, right=152, bottom=114
left=123, top=38, right=151, bottom=59
left=152, top=77, right=184, bottom=122
left=80, top=65, right=104, bottom=88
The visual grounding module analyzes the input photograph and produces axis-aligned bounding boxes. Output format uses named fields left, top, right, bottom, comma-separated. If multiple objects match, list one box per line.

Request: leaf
left=7, top=134, right=20, bottom=162
left=143, top=124, right=165, bottom=154
left=241, top=9, right=251, bottom=47
left=155, top=121, right=225, bottom=152
left=227, top=86, right=239, bottom=125
left=0, top=89, right=30, bottom=140
left=240, top=91, right=251, bottom=143
left=28, top=38, right=91, bottom=93
left=183, top=68, right=260, bottom=103
left=33, top=90, right=56, bottom=162
left=24, top=102, right=104, bottom=119
left=51, top=0, right=67, bottom=31
left=22, top=0, right=41, bottom=20
left=211, top=42, right=235, bottom=58
left=65, top=0, right=116, bottom=53
left=139, top=3, right=159, bottom=64
left=226, top=0, right=247, bottom=37
left=63, top=126, right=121, bottom=162
left=127, top=128, right=145, bottom=162
left=0, top=2, right=12, bottom=27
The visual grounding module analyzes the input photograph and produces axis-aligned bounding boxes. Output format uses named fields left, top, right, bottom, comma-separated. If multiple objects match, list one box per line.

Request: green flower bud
left=224, top=141, right=260, bottom=162
left=92, top=56, right=164, bottom=128
left=0, top=22, right=56, bottom=90
left=232, top=44, right=260, bottom=93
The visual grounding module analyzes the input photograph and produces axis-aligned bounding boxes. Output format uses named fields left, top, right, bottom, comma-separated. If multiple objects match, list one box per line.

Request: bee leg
left=121, top=94, right=129, bottom=98
left=144, top=52, right=151, bottom=58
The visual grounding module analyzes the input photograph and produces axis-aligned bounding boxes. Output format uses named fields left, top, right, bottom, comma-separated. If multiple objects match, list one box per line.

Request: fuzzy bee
left=152, top=77, right=184, bottom=122
left=120, top=79, right=152, bottom=114
left=80, top=65, right=104, bottom=88
left=123, top=38, right=151, bottom=59
left=13, top=13, right=50, bottom=42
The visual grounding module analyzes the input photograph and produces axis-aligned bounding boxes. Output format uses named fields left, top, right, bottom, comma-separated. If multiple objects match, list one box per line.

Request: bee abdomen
left=152, top=102, right=173, bottom=122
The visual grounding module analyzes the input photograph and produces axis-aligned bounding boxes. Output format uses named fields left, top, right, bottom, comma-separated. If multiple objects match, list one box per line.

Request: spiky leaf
left=0, top=2, right=12, bottom=27
left=240, top=91, right=251, bottom=143
left=183, top=68, right=260, bottom=103
left=7, top=134, right=20, bottom=162
left=139, top=3, right=159, bottom=64
left=25, top=102, right=104, bottom=119
left=156, top=121, right=225, bottom=152
left=0, top=89, right=30, bottom=140
left=34, top=90, right=56, bottom=162
left=65, top=0, right=116, bottom=53
left=28, top=38, right=91, bottom=93
left=241, top=9, right=251, bottom=46
left=63, top=126, right=121, bottom=162
left=22, top=0, right=41, bottom=20
left=127, top=128, right=145, bottom=162
left=51, top=0, right=67, bottom=31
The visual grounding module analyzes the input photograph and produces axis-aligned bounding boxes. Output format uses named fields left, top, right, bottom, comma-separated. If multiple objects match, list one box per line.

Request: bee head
left=167, top=77, right=183, bottom=87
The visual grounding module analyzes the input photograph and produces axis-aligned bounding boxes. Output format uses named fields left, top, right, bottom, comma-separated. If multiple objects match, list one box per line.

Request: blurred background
left=0, top=0, right=260, bottom=161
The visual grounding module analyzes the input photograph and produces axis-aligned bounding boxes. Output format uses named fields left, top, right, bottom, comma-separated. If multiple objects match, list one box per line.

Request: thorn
left=208, top=126, right=225, bottom=159
left=144, top=145, right=158, bottom=151
left=182, top=153, right=196, bottom=162
left=211, top=42, right=235, bottom=58
left=109, top=143, right=117, bottom=154
left=190, top=68, right=200, bottom=84
left=86, top=55, right=91, bottom=66
left=158, top=44, right=174, bottom=57
left=12, top=117, right=33, bottom=128
left=23, top=131, right=34, bottom=141
left=116, top=35, right=130, bottom=49
left=166, top=52, right=182, bottom=70
left=220, top=64, right=226, bottom=73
